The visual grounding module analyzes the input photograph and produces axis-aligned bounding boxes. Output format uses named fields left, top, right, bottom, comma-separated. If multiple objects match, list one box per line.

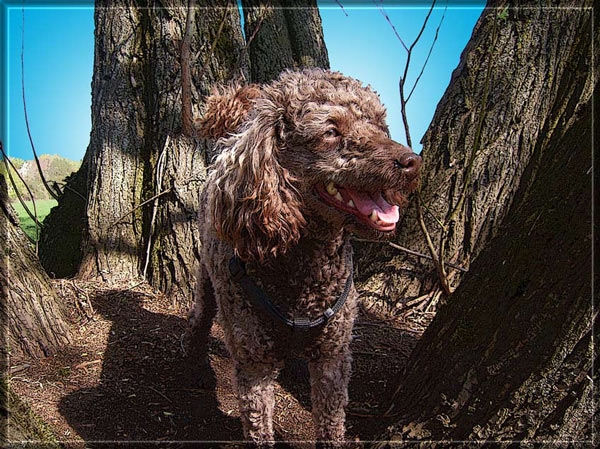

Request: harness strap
left=228, top=246, right=353, bottom=331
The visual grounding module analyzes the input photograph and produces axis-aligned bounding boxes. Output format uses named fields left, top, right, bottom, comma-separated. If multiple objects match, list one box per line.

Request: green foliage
left=11, top=199, right=57, bottom=241
left=0, top=154, right=80, bottom=202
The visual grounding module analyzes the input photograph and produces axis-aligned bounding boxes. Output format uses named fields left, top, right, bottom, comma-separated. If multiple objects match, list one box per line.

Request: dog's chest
left=249, top=251, right=348, bottom=318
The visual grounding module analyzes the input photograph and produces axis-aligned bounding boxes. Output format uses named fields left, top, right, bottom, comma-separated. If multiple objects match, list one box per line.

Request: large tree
left=374, top=2, right=596, bottom=444
left=0, top=174, right=71, bottom=360
left=0, top=170, right=68, bottom=449
left=39, top=0, right=328, bottom=306
left=356, top=0, right=595, bottom=307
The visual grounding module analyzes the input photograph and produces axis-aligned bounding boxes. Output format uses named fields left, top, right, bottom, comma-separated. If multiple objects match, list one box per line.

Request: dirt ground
left=10, top=279, right=434, bottom=447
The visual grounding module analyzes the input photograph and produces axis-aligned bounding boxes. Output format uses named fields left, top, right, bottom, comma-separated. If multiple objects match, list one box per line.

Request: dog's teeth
left=347, top=199, right=355, bottom=208
left=326, top=181, right=338, bottom=196
left=370, top=210, right=378, bottom=221
left=335, top=192, right=343, bottom=202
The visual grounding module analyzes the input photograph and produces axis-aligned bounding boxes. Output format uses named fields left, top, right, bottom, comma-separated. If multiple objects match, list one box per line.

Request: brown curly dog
left=187, top=69, right=421, bottom=447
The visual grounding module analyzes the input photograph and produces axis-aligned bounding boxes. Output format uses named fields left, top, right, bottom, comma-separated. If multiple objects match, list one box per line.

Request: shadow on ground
left=58, top=288, right=418, bottom=446
left=58, top=289, right=241, bottom=445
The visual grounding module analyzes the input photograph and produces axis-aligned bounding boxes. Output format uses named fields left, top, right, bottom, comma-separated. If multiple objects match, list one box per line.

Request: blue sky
left=1, top=1, right=484, bottom=161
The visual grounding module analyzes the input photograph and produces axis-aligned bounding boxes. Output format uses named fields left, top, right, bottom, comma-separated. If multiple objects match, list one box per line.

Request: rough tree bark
left=39, top=1, right=329, bottom=306
left=374, top=5, right=596, bottom=445
left=242, top=0, right=329, bottom=83
left=0, top=379, right=60, bottom=448
left=71, top=0, right=249, bottom=288
left=0, top=174, right=71, bottom=360
left=356, top=0, right=594, bottom=308
left=40, top=0, right=247, bottom=299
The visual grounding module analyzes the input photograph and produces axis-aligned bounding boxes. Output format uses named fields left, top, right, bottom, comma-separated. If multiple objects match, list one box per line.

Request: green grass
left=11, top=199, right=57, bottom=241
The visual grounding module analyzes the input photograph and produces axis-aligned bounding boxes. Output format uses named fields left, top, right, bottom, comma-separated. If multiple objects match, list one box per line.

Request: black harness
left=228, top=247, right=353, bottom=331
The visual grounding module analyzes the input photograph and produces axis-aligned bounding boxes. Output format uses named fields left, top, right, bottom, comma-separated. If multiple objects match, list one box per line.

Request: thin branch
left=181, top=0, right=196, bottom=137
left=196, top=6, right=230, bottom=82
left=416, top=193, right=451, bottom=295
left=419, top=194, right=445, bottom=230
left=398, top=0, right=438, bottom=147
left=0, top=141, right=42, bottom=243
left=105, top=172, right=204, bottom=231
left=388, top=241, right=466, bottom=273
left=335, top=0, right=348, bottom=17
left=143, top=136, right=170, bottom=279
left=233, top=5, right=268, bottom=81
left=406, top=0, right=447, bottom=102
left=372, top=0, right=408, bottom=52
left=398, top=77, right=412, bottom=148
left=351, top=237, right=467, bottom=273
left=107, top=188, right=173, bottom=230
left=21, top=7, right=61, bottom=201
left=407, top=0, right=437, bottom=54
left=245, top=8, right=267, bottom=48
left=59, top=181, right=87, bottom=203
left=401, top=0, right=437, bottom=85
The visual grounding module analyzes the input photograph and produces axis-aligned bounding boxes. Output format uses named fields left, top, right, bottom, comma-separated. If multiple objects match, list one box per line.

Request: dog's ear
left=196, top=84, right=261, bottom=140
left=207, top=96, right=306, bottom=262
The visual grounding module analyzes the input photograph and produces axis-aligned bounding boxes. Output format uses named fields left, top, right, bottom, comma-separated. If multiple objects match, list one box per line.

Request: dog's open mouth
left=315, top=182, right=403, bottom=232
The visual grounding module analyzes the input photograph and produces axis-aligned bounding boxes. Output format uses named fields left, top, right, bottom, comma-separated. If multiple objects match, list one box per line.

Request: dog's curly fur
left=187, top=69, right=420, bottom=447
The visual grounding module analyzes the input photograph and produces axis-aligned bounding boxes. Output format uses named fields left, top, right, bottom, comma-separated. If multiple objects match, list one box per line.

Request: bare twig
left=351, top=237, right=467, bottom=273
left=60, top=182, right=87, bottom=203
left=406, top=0, right=447, bottom=102
left=143, top=136, right=170, bottom=279
left=335, top=0, right=348, bottom=17
left=106, top=188, right=173, bottom=230
left=71, top=280, right=95, bottom=318
left=181, top=0, right=196, bottom=137
left=403, top=292, right=433, bottom=309
left=373, top=0, right=408, bottom=52
left=398, top=0, right=438, bottom=147
left=0, top=140, right=41, bottom=249
left=105, top=171, right=203, bottom=230
left=419, top=194, right=445, bottom=229
left=233, top=6, right=268, bottom=80
left=416, top=196, right=452, bottom=295
left=21, top=7, right=61, bottom=201
left=147, top=386, right=172, bottom=403
left=424, top=289, right=443, bottom=313
left=196, top=6, right=230, bottom=82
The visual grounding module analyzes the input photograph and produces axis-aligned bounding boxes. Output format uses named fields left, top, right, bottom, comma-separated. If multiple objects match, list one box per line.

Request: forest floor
left=10, top=279, right=434, bottom=448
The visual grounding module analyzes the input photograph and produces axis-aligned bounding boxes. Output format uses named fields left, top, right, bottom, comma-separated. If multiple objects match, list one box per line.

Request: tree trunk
left=38, top=161, right=88, bottom=279
left=242, top=0, right=329, bottom=83
left=0, top=174, right=71, bottom=360
left=0, top=379, right=61, bottom=448
left=40, top=1, right=247, bottom=298
left=375, top=5, right=596, bottom=444
left=39, top=1, right=329, bottom=306
left=356, top=0, right=594, bottom=308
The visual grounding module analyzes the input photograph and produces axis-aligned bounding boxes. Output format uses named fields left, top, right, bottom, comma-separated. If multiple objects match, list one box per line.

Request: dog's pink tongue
left=343, top=188, right=399, bottom=224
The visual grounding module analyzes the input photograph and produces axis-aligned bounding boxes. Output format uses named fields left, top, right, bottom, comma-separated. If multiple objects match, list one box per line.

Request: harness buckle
left=292, top=317, right=311, bottom=331
left=323, top=308, right=334, bottom=321
left=229, top=257, right=246, bottom=282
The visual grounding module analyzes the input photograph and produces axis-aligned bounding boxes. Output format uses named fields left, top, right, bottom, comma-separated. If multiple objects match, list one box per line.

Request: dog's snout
left=394, top=152, right=422, bottom=179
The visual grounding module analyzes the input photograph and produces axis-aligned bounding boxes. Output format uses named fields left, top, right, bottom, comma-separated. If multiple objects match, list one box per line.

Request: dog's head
left=199, top=69, right=421, bottom=262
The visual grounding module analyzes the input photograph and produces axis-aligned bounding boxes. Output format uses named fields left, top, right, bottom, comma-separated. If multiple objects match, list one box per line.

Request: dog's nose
left=394, top=153, right=422, bottom=179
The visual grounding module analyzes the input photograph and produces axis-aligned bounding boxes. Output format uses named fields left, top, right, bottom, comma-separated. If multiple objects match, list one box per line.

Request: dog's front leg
left=233, top=361, right=282, bottom=446
left=185, top=265, right=218, bottom=388
left=309, top=349, right=352, bottom=447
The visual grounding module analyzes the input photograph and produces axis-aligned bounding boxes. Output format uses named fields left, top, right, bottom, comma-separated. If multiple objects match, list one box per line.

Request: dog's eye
left=324, top=129, right=340, bottom=138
